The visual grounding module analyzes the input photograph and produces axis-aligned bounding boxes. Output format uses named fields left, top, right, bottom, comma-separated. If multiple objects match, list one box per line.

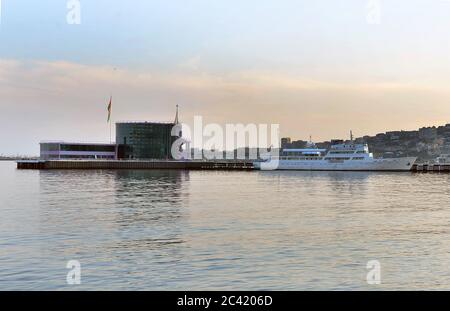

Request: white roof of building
left=115, top=121, right=174, bottom=125
left=40, top=141, right=116, bottom=146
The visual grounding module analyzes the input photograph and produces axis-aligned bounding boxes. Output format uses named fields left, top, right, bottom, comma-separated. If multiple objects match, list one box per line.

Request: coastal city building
left=39, top=107, right=181, bottom=161
left=116, top=122, right=178, bottom=160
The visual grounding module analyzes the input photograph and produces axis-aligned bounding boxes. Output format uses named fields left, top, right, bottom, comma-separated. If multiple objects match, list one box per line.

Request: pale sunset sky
left=1, top=0, right=450, bottom=155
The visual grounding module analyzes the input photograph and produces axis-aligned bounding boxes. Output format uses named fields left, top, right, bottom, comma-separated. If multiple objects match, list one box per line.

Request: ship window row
left=329, top=150, right=367, bottom=154
left=325, top=157, right=351, bottom=160
left=279, top=156, right=367, bottom=161
left=329, top=151, right=356, bottom=154
left=281, top=157, right=323, bottom=160
left=325, top=157, right=366, bottom=161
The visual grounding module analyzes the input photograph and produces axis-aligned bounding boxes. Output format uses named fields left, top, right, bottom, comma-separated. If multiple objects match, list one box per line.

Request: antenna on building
left=350, top=130, right=354, bottom=142
left=174, top=105, right=179, bottom=124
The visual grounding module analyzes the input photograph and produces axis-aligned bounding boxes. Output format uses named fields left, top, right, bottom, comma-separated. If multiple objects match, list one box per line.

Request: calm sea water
left=1, top=161, right=450, bottom=290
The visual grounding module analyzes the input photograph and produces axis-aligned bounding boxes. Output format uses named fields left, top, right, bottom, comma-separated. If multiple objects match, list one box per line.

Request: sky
left=1, top=0, right=450, bottom=155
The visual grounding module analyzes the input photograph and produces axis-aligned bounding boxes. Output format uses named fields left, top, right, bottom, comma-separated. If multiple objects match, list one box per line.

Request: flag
left=107, top=97, right=112, bottom=122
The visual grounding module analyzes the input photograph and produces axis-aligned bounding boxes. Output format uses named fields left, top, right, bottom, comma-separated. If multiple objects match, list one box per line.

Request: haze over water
left=1, top=161, right=450, bottom=290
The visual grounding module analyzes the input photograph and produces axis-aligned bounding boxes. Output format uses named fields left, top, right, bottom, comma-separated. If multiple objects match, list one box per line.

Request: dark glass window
left=40, top=143, right=60, bottom=152
left=60, top=144, right=115, bottom=152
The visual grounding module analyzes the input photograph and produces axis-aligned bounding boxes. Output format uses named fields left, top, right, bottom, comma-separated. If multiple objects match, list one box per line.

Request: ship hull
left=254, top=157, right=417, bottom=171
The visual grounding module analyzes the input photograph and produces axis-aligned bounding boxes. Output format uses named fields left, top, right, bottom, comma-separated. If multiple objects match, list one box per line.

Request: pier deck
left=16, top=160, right=255, bottom=171
left=412, top=163, right=450, bottom=173
left=16, top=160, right=450, bottom=172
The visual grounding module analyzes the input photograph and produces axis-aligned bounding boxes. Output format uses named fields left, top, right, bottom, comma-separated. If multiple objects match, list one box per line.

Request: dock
left=16, top=160, right=450, bottom=173
left=412, top=163, right=450, bottom=173
left=16, top=160, right=255, bottom=171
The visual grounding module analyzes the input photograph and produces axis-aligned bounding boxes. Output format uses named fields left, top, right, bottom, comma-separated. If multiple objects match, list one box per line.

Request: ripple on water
left=1, top=162, right=450, bottom=290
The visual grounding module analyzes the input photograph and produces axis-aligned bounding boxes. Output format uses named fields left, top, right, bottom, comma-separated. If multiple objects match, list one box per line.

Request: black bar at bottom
left=1, top=291, right=449, bottom=309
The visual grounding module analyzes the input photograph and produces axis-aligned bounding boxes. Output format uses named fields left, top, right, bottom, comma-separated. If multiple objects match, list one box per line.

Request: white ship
left=254, top=140, right=416, bottom=172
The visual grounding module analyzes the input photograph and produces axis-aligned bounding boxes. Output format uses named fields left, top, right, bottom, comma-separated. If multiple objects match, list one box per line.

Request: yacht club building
left=39, top=106, right=181, bottom=161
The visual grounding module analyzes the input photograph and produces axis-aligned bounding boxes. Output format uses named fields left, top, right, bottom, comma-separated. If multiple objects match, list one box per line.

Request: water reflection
left=3, top=160, right=450, bottom=290
left=37, top=169, right=189, bottom=230
left=111, top=170, right=189, bottom=227
left=256, top=170, right=372, bottom=198
left=36, top=169, right=190, bottom=288
left=108, top=170, right=189, bottom=255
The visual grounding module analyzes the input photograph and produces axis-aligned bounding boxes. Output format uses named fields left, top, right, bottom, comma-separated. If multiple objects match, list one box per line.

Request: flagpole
left=110, top=68, right=116, bottom=145
left=110, top=95, right=112, bottom=144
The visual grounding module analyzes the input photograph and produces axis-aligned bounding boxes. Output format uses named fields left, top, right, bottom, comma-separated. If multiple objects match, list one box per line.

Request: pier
left=16, top=160, right=255, bottom=171
left=16, top=160, right=450, bottom=172
left=412, top=163, right=450, bottom=173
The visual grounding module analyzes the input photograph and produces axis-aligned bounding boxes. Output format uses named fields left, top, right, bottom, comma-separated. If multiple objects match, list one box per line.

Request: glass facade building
left=116, top=122, right=178, bottom=159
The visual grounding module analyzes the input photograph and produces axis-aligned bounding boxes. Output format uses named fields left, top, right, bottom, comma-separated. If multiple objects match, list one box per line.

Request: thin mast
left=174, top=104, right=179, bottom=124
